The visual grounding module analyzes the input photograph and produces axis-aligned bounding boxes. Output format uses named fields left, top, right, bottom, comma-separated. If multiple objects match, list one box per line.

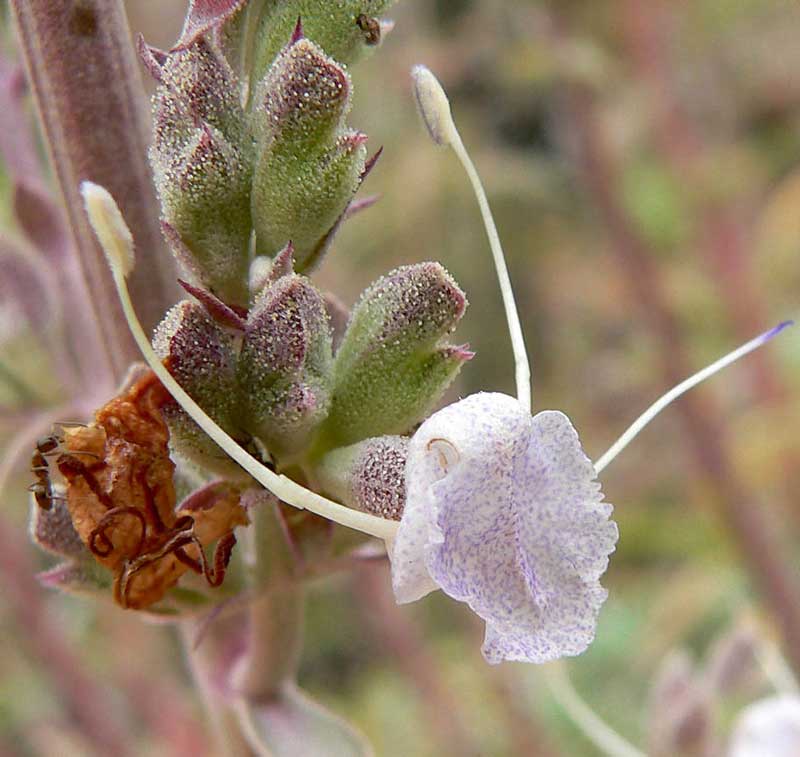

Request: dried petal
left=390, top=392, right=618, bottom=664
left=54, top=370, right=246, bottom=609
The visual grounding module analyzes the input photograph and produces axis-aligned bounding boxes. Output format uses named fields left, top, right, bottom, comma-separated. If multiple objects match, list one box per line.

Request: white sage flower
left=391, top=391, right=617, bottom=663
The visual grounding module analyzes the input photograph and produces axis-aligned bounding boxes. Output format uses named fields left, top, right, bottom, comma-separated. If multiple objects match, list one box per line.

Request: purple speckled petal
left=390, top=392, right=618, bottom=664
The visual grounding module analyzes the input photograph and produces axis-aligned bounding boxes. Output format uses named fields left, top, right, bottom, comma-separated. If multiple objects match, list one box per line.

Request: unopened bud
left=237, top=267, right=333, bottom=458
left=249, top=2, right=396, bottom=84
left=703, top=625, right=761, bottom=696
left=154, top=300, right=243, bottom=475
left=155, top=124, right=252, bottom=305
left=316, top=436, right=408, bottom=520
left=251, top=38, right=366, bottom=268
left=315, top=263, right=471, bottom=450
left=150, top=37, right=245, bottom=155
left=648, top=650, right=713, bottom=757
left=149, top=39, right=252, bottom=306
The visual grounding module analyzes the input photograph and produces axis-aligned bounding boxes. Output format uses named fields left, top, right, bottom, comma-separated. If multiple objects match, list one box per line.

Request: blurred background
left=2, top=1, right=800, bottom=754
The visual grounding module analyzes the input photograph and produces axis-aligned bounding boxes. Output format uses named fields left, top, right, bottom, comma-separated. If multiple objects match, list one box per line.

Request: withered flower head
left=53, top=369, right=248, bottom=609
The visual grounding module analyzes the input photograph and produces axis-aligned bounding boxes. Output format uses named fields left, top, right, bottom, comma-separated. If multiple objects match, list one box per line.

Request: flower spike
left=412, top=65, right=531, bottom=412
left=81, top=181, right=399, bottom=542
left=594, top=321, right=794, bottom=475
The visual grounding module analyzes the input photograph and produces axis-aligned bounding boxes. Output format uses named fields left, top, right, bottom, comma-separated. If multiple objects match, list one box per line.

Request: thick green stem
left=234, top=494, right=306, bottom=701
left=10, top=0, right=176, bottom=382
left=236, top=588, right=306, bottom=701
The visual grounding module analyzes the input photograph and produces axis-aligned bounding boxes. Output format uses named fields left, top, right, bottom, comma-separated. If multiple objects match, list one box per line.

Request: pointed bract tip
left=450, top=343, right=476, bottom=361
left=81, top=181, right=135, bottom=277
left=136, top=35, right=166, bottom=82
left=291, top=16, right=304, bottom=44
left=177, top=279, right=247, bottom=330
left=411, top=65, right=457, bottom=148
left=269, top=241, right=296, bottom=283
left=361, top=146, right=384, bottom=182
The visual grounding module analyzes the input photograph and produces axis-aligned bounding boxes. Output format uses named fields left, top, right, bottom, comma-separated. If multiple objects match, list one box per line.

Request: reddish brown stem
left=0, top=515, right=132, bottom=755
left=560, top=75, right=800, bottom=676
left=620, top=0, right=784, bottom=402
left=10, top=0, right=176, bottom=382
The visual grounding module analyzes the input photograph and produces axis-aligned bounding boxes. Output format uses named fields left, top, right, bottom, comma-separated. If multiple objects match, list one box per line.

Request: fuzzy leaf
left=238, top=684, right=372, bottom=757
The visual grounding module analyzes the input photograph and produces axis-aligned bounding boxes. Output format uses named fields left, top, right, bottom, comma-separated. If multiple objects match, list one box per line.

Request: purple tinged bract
left=390, top=392, right=618, bottom=664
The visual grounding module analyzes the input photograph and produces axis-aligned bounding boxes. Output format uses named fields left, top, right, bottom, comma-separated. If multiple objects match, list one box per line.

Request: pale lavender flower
left=391, top=391, right=618, bottom=664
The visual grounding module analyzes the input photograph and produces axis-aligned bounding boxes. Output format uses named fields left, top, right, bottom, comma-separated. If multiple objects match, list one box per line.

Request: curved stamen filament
left=594, top=322, right=792, bottom=475
left=412, top=65, right=532, bottom=412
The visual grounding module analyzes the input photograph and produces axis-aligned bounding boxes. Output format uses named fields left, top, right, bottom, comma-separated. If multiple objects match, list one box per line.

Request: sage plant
left=7, top=1, right=794, bottom=754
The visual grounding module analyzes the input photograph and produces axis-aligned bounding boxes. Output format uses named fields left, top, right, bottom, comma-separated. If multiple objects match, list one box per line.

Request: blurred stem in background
left=546, top=5, right=800, bottom=679
left=0, top=519, right=132, bottom=756
left=620, top=0, right=786, bottom=404
left=356, top=562, right=559, bottom=756
left=10, top=0, right=177, bottom=384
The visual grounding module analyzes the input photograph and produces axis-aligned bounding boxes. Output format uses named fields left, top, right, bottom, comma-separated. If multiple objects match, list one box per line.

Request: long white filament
left=412, top=65, right=532, bottom=413
left=594, top=322, right=792, bottom=475
left=544, top=662, right=646, bottom=757
left=82, top=182, right=399, bottom=542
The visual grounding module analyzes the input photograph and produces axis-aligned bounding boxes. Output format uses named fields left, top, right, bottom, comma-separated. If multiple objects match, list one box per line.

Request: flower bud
left=251, top=37, right=367, bottom=268
left=38, top=560, right=112, bottom=600
left=149, top=39, right=252, bottom=306
left=237, top=268, right=333, bottom=458
left=316, top=436, right=408, bottom=520
left=154, top=300, right=243, bottom=475
left=31, top=496, right=87, bottom=559
left=315, top=263, right=471, bottom=450
left=249, top=2, right=396, bottom=84
left=151, top=37, right=245, bottom=162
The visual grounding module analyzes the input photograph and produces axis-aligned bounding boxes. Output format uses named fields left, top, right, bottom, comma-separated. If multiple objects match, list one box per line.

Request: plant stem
left=10, top=0, right=176, bottom=382
left=235, top=588, right=306, bottom=701
left=180, top=619, right=256, bottom=757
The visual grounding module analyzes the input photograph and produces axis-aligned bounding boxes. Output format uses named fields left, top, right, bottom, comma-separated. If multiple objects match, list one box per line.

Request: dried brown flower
left=53, top=368, right=248, bottom=609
